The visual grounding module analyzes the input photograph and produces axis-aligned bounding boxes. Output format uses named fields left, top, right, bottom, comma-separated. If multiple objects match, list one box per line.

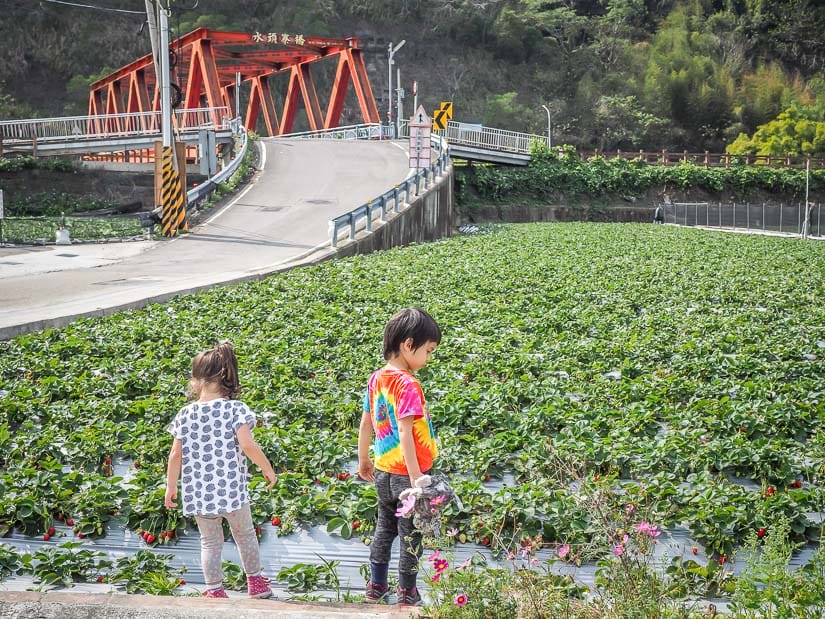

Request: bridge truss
left=88, top=28, right=381, bottom=137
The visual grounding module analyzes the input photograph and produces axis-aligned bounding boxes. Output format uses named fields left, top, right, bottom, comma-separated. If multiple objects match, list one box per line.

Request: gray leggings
left=370, top=470, right=422, bottom=577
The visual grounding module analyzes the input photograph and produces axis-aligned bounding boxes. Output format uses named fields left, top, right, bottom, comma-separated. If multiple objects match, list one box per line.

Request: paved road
left=0, top=139, right=410, bottom=338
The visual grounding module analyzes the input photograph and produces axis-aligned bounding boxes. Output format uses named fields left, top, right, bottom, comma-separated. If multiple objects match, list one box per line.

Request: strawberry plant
left=24, top=541, right=110, bottom=588
left=106, top=550, right=186, bottom=594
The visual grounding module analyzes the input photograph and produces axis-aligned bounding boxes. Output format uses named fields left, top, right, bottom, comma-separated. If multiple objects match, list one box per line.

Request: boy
left=358, top=308, right=441, bottom=606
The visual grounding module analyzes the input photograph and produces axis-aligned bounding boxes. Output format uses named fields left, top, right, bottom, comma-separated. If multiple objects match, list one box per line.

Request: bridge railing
left=326, top=127, right=450, bottom=247
left=0, top=107, right=230, bottom=143
left=276, top=123, right=393, bottom=141
left=398, top=119, right=546, bottom=156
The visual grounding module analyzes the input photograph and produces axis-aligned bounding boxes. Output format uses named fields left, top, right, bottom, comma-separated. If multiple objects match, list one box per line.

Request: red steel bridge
left=88, top=28, right=381, bottom=137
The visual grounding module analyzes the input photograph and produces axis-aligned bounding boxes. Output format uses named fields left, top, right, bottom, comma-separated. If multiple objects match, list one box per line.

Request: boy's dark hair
left=383, top=308, right=442, bottom=360
left=191, top=340, right=241, bottom=399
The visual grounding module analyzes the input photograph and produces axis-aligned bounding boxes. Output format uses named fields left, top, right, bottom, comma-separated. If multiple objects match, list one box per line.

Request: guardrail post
left=415, top=175, right=421, bottom=196
left=350, top=214, right=356, bottom=240
left=393, top=185, right=400, bottom=212
left=329, top=220, right=338, bottom=248
left=404, top=180, right=410, bottom=204
left=366, top=201, right=373, bottom=232
left=379, top=196, right=387, bottom=222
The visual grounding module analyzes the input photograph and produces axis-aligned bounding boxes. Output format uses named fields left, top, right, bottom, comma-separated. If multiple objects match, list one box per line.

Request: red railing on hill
left=579, top=150, right=825, bottom=169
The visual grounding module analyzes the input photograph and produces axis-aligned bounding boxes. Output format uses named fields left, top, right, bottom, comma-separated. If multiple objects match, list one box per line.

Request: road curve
left=0, top=139, right=411, bottom=337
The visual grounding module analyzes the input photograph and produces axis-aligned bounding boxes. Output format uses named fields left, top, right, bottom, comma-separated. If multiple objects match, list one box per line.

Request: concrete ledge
left=0, top=591, right=421, bottom=619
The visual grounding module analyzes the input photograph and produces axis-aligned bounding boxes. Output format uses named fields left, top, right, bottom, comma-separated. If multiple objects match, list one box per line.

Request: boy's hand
left=164, top=486, right=178, bottom=509
left=358, top=458, right=375, bottom=482
left=263, top=468, right=277, bottom=490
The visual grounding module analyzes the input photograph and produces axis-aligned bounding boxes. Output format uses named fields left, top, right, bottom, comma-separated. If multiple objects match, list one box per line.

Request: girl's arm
left=357, top=411, right=375, bottom=481
left=236, top=424, right=277, bottom=489
left=398, top=415, right=422, bottom=487
left=164, top=439, right=182, bottom=508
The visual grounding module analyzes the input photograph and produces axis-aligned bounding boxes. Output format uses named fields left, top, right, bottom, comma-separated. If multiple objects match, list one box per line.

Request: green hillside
left=1, top=0, right=824, bottom=153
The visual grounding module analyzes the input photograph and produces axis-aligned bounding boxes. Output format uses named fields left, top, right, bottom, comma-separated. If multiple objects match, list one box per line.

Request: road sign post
left=408, top=105, right=431, bottom=170
left=432, top=101, right=453, bottom=131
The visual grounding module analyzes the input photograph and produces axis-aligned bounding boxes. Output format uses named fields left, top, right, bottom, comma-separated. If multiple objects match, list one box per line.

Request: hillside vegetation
left=0, top=0, right=824, bottom=153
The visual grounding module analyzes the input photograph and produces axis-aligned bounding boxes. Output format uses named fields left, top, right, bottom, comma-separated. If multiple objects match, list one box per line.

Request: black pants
left=370, top=470, right=422, bottom=579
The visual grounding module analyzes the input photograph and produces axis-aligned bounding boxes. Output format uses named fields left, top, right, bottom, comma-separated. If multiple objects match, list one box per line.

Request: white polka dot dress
left=168, top=399, right=256, bottom=517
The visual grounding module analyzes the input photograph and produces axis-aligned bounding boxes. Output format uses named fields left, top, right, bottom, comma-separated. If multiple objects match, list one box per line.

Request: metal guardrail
left=0, top=107, right=229, bottom=143
left=186, top=123, right=248, bottom=207
left=326, top=127, right=450, bottom=247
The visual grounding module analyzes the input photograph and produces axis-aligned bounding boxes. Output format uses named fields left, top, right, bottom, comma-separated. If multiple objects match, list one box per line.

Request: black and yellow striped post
left=160, top=145, right=187, bottom=237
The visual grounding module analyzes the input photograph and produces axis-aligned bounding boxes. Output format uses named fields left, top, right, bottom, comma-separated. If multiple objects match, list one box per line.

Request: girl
left=165, top=341, right=276, bottom=599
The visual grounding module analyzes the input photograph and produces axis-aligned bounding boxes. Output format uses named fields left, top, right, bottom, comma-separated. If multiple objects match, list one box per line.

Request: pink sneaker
left=203, top=587, right=228, bottom=598
left=247, top=574, right=273, bottom=599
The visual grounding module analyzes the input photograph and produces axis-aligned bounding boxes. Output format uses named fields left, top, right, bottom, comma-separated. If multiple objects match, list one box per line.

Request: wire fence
left=0, top=215, right=146, bottom=245
left=663, top=202, right=823, bottom=237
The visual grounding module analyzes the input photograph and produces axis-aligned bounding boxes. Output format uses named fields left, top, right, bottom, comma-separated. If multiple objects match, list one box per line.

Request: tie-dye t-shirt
left=364, top=367, right=438, bottom=475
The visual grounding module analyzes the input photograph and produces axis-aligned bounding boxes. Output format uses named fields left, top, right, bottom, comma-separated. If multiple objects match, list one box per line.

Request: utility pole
left=159, top=6, right=172, bottom=148
left=803, top=157, right=812, bottom=239
left=144, top=0, right=160, bottom=79
left=387, top=40, right=405, bottom=136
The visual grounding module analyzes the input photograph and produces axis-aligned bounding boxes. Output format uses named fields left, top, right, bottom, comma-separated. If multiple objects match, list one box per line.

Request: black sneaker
left=365, top=581, right=389, bottom=603
left=397, top=586, right=422, bottom=606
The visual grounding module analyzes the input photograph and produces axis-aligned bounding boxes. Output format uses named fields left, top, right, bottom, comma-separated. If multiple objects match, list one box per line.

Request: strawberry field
left=1, top=222, right=824, bottom=609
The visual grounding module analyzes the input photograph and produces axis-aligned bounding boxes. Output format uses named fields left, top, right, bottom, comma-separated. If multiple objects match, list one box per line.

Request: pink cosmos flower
left=433, top=559, right=449, bottom=573
left=427, top=551, right=440, bottom=563
left=395, top=494, right=417, bottom=518
left=520, top=547, right=531, bottom=558
left=457, top=557, right=472, bottom=570
left=454, top=593, right=468, bottom=607
left=447, top=528, right=458, bottom=538
left=636, top=521, right=661, bottom=538
left=431, top=572, right=441, bottom=583
left=531, top=557, right=539, bottom=567
left=557, top=543, right=570, bottom=559
left=429, top=495, right=446, bottom=507
left=622, top=534, right=629, bottom=545
left=625, top=504, right=635, bottom=515
left=613, top=544, right=625, bottom=556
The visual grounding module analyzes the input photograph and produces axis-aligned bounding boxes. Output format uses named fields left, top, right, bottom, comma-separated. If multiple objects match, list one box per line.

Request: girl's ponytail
left=191, top=340, right=241, bottom=399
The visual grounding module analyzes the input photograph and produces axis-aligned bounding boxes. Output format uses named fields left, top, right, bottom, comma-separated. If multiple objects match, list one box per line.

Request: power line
left=39, top=0, right=145, bottom=14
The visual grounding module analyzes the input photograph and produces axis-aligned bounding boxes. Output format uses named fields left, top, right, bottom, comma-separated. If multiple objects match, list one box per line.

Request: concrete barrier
left=0, top=591, right=420, bottom=619
left=335, top=166, right=454, bottom=258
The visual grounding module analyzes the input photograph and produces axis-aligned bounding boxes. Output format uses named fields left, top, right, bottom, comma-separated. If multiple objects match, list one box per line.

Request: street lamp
left=541, top=104, right=552, bottom=149
left=388, top=40, right=406, bottom=136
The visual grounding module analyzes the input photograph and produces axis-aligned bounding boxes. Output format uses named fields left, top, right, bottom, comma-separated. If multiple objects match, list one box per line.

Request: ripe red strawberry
left=43, top=533, right=50, bottom=541
left=96, top=576, right=105, bottom=583
left=271, top=516, right=281, bottom=526
left=353, top=521, right=360, bottom=530
left=764, top=486, right=775, bottom=498
left=146, top=534, right=156, bottom=544
left=167, top=530, right=174, bottom=538
left=789, top=480, right=803, bottom=489
left=718, top=555, right=727, bottom=565
left=134, top=461, right=141, bottom=469
left=66, top=518, right=74, bottom=526
left=56, top=513, right=64, bottom=521
left=691, top=547, right=698, bottom=555
left=78, top=533, right=86, bottom=539
left=48, top=527, right=55, bottom=536
left=483, top=475, right=491, bottom=482
left=104, top=457, right=112, bottom=465
left=757, top=528, right=767, bottom=538
left=478, top=520, right=485, bottom=527
left=178, top=578, right=186, bottom=585
left=255, top=526, right=262, bottom=535
left=482, top=537, right=491, bottom=546
left=593, top=475, right=600, bottom=481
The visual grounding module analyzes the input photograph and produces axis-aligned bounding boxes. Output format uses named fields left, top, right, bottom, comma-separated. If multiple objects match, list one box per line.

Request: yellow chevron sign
left=432, top=101, right=453, bottom=131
